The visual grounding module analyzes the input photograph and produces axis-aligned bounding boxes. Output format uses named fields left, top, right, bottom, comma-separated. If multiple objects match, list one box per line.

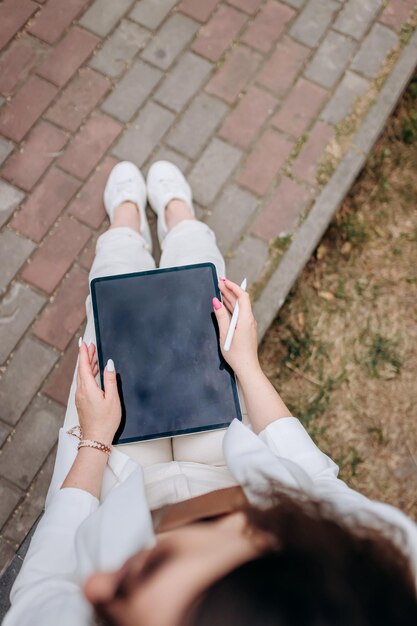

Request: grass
left=258, top=73, right=417, bottom=517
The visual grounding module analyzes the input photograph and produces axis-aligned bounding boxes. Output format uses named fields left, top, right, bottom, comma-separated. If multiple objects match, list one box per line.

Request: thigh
left=172, top=428, right=227, bottom=465
left=159, top=220, right=226, bottom=279
left=63, top=228, right=174, bottom=465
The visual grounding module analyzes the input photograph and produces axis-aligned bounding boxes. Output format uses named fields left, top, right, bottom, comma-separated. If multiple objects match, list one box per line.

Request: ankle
left=165, top=199, right=195, bottom=231
left=110, top=201, right=141, bottom=232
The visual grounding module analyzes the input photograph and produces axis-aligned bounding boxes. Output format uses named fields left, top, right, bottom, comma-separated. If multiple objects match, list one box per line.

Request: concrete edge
left=254, top=27, right=417, bottom=341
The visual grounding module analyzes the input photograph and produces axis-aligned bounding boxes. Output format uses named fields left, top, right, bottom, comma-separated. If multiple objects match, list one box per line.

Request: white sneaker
left=146, top=160, right=194, bottom=246
left=104, top=161, right=152, bottom=253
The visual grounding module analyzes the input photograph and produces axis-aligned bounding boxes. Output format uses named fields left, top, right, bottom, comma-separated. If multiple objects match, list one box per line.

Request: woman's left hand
left=75, top=342, right=122, bottom=447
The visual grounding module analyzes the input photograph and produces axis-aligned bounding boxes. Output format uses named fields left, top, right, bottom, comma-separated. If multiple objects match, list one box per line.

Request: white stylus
left=223, top=277, right=247, bottom=352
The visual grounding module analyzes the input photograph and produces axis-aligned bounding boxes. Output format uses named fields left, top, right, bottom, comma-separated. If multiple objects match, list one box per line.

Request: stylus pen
left=223, top=277, right=247, bottom=352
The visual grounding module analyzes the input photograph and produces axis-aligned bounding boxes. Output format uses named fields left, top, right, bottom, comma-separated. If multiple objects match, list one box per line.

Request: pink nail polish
left=212, top=297, right=222, bottom=310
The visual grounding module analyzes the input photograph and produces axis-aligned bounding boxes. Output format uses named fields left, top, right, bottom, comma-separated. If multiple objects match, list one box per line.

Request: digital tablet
left=91, top=263, right=242, bottom=445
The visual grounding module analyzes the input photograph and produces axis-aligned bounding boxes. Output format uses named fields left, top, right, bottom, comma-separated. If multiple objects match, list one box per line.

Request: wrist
left=81, top=432, right=114, bottom=447
left=234, top=358, right=263, bottom=384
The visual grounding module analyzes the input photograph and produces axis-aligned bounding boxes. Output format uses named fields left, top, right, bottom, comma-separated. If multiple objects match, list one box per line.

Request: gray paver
left=0, top=181, right=25, bottom=229
left=283, top=0, right=306, bottom=7
left=166, top=93, right=228, bottom=159
left=321, top=70, right=369, bottom=124
left=225, top=235, right=269, bottom=286
left=89, top=19, right=150, bottom=78
left=304, top=30, right=357, bottom=88
left=129, top=0, right=177, bottom=30
left=188, top=138, right=242, bottom=207
left=0, top=479, right=22, bottom=530
left=0, top=138, right=14, bottom=167
left=290, top=0, right=341, bottom=47
left=351, top=23, right=398, bottom=79
left=101, top=59, right=162, bottom=122
left=79, top=0, right=136, bottom=37
left=141, top=14, right=199, bottom=71
left=0, top=421, right=10, bottom=448
left=0, top=395, right=63, bottom=490
left=3, top=449, right=55, bottom=546
left=148, top=146, right=190, bottom=173
left=0, top=283, right=45, bottom=365
left=0, top=337, right=58, bottom=426
left=334, top=0, right=382, bottom=40
left=205, top=184, right=258, bottom=254
left=112, top=101, right=175, bottom=167
left=154, top=52, right=213, bottom=113
left=0, top=230, right=35, bottom=294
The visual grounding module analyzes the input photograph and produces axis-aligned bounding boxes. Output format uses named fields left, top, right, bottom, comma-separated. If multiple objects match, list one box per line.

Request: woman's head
left=85, top=489, right=417, bottom=626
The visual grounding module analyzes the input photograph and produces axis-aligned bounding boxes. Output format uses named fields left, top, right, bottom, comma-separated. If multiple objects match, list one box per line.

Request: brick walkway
left=0, top=0, right=416, bottom=574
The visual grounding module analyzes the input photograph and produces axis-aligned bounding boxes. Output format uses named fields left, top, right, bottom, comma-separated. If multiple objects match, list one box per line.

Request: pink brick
left=379, top=0, right=415, bottom=31
left=191, top=5, right=247, bottom=61
left=241, top=1, right=295, bottom=53
left=10, top=167, right=80, bottom=242
left=1, top=120, right=68, bottom=191
left=79, top=237, right=97, bottom=270
left=235, top=128, right=293, bottom=195
left=292, top=121, right=334, bottom=185
left=0, top=0, right=38, bottom=51
left=36, top=26, right=99, bottom=87
left=180, top=0, right=221, bottom=22
left=257, top=35, right=310, bottom=96
left=58, top=112, right=122, bottom=180
left=27, top=0, right=89, bottom=44
left=206, top=45, right=261, bottom=104
left=271, top=78, right=328, bottom=137
left=251, top=177, right=310, bottom=241
left=68, top=156, right=117, bottom=228
left=22, top=216, right=91, bottom=293
left=32, top=266, right=89, bottom=350
left=0, top=36, right=45, bottom=97
left=218, top=86, right=276, bottom=148
left=0, top=75, right=57, bottom=142
left=45, top=69, right=111, bottom=132
left=43, top=337, right=78, bottom=405
left=227, top=0, right=263, bottom=15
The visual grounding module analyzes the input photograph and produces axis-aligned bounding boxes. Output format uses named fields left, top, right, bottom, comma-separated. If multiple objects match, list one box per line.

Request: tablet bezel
left=91, top=262, right=242, bottom=444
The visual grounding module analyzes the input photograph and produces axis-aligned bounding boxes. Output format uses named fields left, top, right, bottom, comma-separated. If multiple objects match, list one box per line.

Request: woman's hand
left=213, top=278, right=260, bottom=378
left=75, top=341, right=122, bottom=447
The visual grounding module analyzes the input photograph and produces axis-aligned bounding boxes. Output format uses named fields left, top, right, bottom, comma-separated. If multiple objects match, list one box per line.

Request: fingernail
left=219, top=277, right=226, bottom=281
left=212, top=297, right=222, bottom=310
left=88, top=341, right=93, bottom=347
left=78, top=337, right=83, bottom=348
left=106, top=358, right=115, bottom=372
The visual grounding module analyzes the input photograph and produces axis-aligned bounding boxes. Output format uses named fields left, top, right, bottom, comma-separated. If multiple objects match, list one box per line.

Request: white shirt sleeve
left=3, top=487, right=99, bottom=626
left=258, top=417, right=417, bottom=582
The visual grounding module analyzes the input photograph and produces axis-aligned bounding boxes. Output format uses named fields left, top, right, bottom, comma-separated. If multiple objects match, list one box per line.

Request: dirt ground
left=258, top=74, right=417, bottom=520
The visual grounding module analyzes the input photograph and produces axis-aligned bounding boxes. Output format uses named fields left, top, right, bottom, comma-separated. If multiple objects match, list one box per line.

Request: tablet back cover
left=91, top=263, right=242, bottom=444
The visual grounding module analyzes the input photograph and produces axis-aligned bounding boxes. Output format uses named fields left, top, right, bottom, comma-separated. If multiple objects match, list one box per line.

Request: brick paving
left=0, top=0, right=415, bottom=575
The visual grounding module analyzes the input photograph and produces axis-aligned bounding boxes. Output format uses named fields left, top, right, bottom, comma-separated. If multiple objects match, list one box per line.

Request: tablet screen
left=91, top=263, right=242, bottom=444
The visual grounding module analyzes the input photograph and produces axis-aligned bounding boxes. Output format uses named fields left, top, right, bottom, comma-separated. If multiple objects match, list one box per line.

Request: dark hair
left=187, top=488, right=417, bottom=626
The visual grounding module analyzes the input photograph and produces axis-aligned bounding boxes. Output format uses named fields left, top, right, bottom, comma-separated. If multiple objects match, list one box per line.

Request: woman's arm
left=236, top=364, right=292, bottom=434
left=214, top=278, right=291, bottom=433
left=61, top=341, right=122, bottom=498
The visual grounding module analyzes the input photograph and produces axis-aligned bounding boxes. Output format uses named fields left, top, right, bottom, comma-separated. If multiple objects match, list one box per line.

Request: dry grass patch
left=259, top=75, right=417, bottom=520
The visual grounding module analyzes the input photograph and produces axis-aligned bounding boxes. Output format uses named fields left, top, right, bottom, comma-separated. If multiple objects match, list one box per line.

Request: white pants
left=63, top=220, right=231, bottom=468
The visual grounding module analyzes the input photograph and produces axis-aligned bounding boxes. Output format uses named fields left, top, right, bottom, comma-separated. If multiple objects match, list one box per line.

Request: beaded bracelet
left=77, top=438, right=111, bottom=456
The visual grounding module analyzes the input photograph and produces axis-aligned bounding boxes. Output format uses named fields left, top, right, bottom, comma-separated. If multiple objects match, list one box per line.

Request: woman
left=4, top=161, right=417, bottom=626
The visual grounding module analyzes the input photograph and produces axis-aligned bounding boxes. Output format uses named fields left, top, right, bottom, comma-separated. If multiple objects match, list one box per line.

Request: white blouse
left=4, top=417, right=417, bottom=626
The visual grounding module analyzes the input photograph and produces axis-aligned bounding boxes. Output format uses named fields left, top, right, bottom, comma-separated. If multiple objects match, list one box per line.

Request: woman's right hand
left=213, top=277, right=260, bottom=378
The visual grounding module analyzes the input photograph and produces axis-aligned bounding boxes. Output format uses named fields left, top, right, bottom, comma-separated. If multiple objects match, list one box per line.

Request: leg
left=63, top=201, right=173, bottom=466
left=159, top=200, right=236, bottom=465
